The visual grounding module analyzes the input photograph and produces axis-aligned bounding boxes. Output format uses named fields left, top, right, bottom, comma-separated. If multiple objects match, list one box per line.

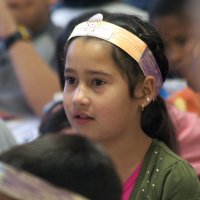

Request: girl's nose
left=72, top=85, right=90, bottom=107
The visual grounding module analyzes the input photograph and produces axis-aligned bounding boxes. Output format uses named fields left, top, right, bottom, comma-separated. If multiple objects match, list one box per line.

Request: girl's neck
left=103, top=132, right=152, bottom=183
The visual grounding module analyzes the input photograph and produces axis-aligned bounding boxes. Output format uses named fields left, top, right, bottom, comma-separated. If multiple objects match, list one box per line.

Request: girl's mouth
left=73, top=113, right=94, bottom=126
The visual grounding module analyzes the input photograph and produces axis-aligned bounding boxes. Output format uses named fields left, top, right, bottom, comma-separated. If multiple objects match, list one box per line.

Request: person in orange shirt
left=149, top=0, right=200, bottom=115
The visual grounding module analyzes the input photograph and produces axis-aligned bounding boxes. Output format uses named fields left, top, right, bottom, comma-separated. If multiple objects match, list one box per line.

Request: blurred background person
left=148, top=0, right=200, bottom=178
left=186, top=0, right=200, bottom=73
left=149, top=0, right=200, bottom=115
left=0, top=0, right=61, bottom=118
left=0, top=161, right=87, bottom=200
left=0, top=134, right=122, bottom=200
left=38, top=100, right=76, bottom=136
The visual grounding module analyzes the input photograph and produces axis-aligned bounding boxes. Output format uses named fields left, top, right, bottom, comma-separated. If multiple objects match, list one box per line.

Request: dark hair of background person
left=39, top=101, right=71, bottom=135
left=59, top=0, right=115, bottom=8
left=124, top=0, right=151, bottom=11
left=63, top=11, right=178, bottom=152
left=148, top=0, right=189, bottom=20
left=0, top=134, right=122, bottom=200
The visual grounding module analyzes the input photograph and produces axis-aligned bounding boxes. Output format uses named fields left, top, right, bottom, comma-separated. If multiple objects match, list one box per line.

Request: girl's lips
left=72, top=112, right=94, bottom=126
left=73, top=116, right=94, bottom=126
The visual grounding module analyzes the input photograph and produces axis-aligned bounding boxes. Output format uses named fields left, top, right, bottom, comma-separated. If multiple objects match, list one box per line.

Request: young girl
left=63, top=12, right=200, bottom=199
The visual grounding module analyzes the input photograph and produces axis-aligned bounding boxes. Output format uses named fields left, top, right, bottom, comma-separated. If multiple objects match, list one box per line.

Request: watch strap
left=4, top=26, right=31, bottom=50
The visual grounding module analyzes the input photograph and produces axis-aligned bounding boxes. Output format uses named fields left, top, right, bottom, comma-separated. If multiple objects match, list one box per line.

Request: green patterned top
left=129, top=140, right=200, bottom=200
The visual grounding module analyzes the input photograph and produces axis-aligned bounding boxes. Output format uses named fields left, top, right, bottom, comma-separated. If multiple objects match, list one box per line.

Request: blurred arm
left=0, top=1, right=61, bottom=117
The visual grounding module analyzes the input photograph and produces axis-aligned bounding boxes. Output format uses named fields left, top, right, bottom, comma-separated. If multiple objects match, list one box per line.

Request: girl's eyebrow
left=86, top=69, right=112, bottom=77
left=64, top=68, right=75, bottom=74
left=64, top=68, right=112, bottom=77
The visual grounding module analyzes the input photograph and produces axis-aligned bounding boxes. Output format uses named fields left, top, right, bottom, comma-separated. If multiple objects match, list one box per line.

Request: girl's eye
left=92, top=79, right=105, bottom=86
left=65, top=76, right=76, bottom=84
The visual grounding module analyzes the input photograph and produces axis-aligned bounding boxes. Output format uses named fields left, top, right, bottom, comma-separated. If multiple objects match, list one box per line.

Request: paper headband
left=0, top=162, right=88, bottom=200
left=67, top=13, right=162, bottom=95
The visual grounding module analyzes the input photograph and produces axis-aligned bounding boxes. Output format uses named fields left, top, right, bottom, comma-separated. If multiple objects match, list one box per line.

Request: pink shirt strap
left=122, top=163, right=142, bottom=200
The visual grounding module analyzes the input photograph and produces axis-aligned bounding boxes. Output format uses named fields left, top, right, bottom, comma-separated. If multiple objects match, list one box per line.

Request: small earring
left=141, top=104, right=145, bottom=112
left=146, top=97, right=150, bottom=102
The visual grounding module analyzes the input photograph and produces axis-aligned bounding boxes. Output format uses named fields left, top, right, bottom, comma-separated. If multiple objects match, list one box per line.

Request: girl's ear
left=135, top=76, right=157, bottom=108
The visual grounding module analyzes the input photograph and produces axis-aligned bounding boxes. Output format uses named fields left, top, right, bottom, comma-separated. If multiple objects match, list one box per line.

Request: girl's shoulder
left=130, top=140, right=200, bottom=200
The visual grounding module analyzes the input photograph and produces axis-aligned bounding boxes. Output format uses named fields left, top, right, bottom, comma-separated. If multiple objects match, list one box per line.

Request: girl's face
left=63, top=38, right=142, bottom=144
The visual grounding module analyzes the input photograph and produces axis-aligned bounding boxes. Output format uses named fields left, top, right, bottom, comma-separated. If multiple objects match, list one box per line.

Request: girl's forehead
left=65, top=38, right=123, bottom=77
left=66, top=37, right=114, bottom=63
left=67, top=37, right=112, bottom=52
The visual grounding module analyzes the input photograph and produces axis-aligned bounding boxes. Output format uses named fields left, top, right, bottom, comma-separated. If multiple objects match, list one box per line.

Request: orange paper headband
left=67, top=13, right=162, bottom=95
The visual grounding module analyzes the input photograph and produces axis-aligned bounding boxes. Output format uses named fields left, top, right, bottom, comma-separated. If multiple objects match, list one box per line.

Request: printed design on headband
left=84, top=13, right=103, bottom=33
left=140, top=48, right=163, bottom=95
left=75, top=13, right=113, bottom=41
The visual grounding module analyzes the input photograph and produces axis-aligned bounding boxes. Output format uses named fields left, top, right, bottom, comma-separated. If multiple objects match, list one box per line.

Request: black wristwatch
left=4, top=26, right=31, bottom=50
